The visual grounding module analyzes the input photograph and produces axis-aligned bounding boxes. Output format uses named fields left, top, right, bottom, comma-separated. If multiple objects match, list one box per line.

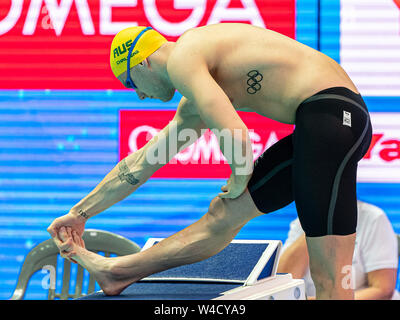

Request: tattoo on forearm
left=246, top=70, right=263, bottom=94
left=78, top=209, right=89, bottom=219
left=118, top=159, right=140, bottom=185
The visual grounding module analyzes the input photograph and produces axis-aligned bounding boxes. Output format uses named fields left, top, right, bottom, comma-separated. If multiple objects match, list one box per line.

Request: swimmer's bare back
left=170, top=23, right=359, bottom=124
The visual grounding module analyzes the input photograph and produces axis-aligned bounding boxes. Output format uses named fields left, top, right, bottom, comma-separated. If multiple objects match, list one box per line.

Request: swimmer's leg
left=292, top=89, right=372, bottom=300
left=293, top=130, right=359, bottom=300
left=305, top=233, right=356, bottom=300
left=64, top=191, right=263, bottom=296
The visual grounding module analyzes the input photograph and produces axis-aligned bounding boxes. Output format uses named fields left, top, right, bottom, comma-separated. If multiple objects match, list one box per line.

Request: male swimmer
left=47, top=23, right=372, bottom=299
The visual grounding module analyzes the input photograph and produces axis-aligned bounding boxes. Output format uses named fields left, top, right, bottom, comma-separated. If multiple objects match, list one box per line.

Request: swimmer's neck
left=148, top=41, right=176, bottom=85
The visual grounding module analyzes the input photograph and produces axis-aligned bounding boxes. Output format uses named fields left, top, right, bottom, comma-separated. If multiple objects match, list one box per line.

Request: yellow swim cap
left=110, top=26, right=168, bottom=78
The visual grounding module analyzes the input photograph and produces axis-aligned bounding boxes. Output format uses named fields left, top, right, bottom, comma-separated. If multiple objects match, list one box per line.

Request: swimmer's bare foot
left=59, top=227, right=139, bottom=296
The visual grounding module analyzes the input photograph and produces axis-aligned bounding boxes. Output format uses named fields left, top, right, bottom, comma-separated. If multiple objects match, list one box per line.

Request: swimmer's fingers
left=67, top=231, right=83, bottom=264
left=218, top=177, right=231, bottom=196
left=58, top=227, right=70, bottom=244
left=63, top=227, right=84, bottom=247
left=219, top=172, right=251, bottom=199
left=218, top=179, right=248, bottom=199
left=48, top=226, right=69, bottom=252
left=47, top=221, right=66, bottom=249
left=61, top=230, right=83, bottom=264
left=47, top=214, right=81, bottom=250
left=62, top=231, right=81, bottom=264
left=218, top=189, right=243, bottom=199
left=51, top=234, right=64, bottom=249
left=218, top=185, right=243, bottom=199
left=65, top=226, right=73, bottom=240
left=73, top=230, right=85, bottom=248
left=58, top=227, right=78, bottom=263
left=218, top=186, right=229, bottom=198
left=58, top=238, right=73, bottom=253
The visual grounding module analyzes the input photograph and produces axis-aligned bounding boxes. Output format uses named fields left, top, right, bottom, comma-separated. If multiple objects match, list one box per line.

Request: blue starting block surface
left=141, top=239, right=281, bottom=285
left=78, top=281, right=240, bottom=300
left=78, top=239, right=285, bottom=300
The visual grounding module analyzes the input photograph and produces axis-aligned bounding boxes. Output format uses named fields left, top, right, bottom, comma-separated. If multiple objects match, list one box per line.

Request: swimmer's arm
left=167, top=51, right=253, bottom=193
left=69, top=97, right=205, bottom=219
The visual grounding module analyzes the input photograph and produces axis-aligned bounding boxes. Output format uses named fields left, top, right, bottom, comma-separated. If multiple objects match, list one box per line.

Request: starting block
left=79, top=238, right=305, bottom=300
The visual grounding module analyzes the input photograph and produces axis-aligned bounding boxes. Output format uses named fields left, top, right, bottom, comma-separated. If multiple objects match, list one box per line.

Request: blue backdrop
left=1, top=0, right=399, bottom=299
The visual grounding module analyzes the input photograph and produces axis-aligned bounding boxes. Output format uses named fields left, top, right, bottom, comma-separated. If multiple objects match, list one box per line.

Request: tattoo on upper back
left=118, top=159, right=140, bottom=185
left=246, top=70, right=263, bottom=95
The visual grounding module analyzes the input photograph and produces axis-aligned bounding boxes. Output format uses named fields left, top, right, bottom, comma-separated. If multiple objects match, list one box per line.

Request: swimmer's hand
left=47, top=212, right=86, bottom=263
left=218, top=173, right=251, bottom=199
left=58, top=226, right=86, bottom=263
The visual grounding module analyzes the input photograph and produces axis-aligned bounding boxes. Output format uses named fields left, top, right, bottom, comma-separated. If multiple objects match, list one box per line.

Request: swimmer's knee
left=207, top=196, right=227, bottom=223
left=206, top=194, right=258, bottom=232
left=205, top=196, right=238, bottom=233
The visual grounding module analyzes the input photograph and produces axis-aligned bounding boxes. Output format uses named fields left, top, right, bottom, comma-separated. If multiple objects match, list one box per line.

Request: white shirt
left=281, top=201, right=399, bottom=299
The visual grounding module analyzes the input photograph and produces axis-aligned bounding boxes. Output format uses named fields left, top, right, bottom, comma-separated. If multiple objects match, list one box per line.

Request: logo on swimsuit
left=246, top=70, right=263, bottom=94
left=343, top=110, right=352, bottom=127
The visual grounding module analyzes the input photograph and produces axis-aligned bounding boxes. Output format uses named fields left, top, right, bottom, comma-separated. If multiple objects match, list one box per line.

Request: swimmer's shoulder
left=167, top=29, right=210, bottom=86
left=169, top=27, right=206, bottom=59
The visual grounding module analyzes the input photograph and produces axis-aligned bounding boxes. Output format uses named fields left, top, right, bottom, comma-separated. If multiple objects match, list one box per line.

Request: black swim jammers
left=247, top=87, right=372, bottom=237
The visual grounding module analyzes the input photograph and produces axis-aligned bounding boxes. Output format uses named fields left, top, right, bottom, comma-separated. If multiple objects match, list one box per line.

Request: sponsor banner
left=119, top=110, right=294, bottom=178
left=120, top=110, right=400, bottom=181
left=358, top=113, right=400, bottom=182
left=340, top=0, right=400, bottom=96
left=0, top=0, right=295, bottom=89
